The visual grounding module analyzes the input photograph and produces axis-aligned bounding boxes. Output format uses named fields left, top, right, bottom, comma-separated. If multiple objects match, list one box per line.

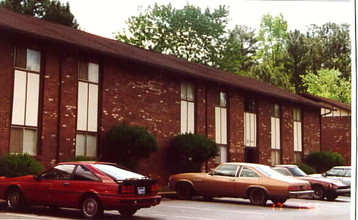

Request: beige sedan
left=169, top=162, right=313, bottom=205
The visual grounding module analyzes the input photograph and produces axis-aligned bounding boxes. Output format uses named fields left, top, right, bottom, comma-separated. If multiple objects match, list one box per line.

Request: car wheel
left=81, top=196, right=103, bottom=219
left=271, top=198, right=287, bottom=205
left=313, top=185, right=325, bottom=200
left=249, top=188, right=267, bottom=206
left=326, top=194, right=338, bottom=201
left=6, top=188, right=26, bottom=211
left=118, top=208, right=138, bottom=217
left=176, top=182, right=193, bottom=200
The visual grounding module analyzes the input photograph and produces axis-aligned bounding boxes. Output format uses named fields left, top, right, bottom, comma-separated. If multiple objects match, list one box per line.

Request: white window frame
left=180, top=81, right=195, bottom=134
left=10, top=48, right=41, bottom=155
left=76, top=61, right=99, bottom=157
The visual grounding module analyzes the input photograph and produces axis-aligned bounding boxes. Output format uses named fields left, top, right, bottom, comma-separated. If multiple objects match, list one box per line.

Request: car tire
left=271, top=198, right=287, bottom=205
left=312, top=185, right=325, bottom=200
left=81, top=196, right=103, bottom=219
left=176, top=182, right=193, bottom=200
left=118, top=208, right=138, bottom=217
left=326, top=194, right=338, bottom=201
left=249, top=188, right=267, bottom=206
left=6, top=188, right=26, bottom=211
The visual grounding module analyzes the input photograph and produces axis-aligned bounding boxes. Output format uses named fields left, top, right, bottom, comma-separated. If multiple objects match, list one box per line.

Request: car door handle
left=230, top=179, right=236, bottom=182
left=63, top=182, right=71, bottom=186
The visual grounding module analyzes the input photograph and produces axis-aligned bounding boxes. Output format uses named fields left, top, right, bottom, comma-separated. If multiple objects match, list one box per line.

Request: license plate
left=137, top=187, right=146, bottom=195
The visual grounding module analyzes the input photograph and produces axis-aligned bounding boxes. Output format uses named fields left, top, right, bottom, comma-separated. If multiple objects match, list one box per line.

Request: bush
left=66, top=156, right=98, bottom=162
left=168, top=133, right=219, bottom=173
left=0, top=153, right=44, bottom=178
left=304, top=151, right=345, bottom=173
left=104, top=124, right=158, bottom=169
left=296, top=163, right=316, bottom=175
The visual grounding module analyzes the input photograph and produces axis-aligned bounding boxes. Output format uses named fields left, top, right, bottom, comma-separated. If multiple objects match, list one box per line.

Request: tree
left=251, top=14, right=292, bottom=91
left=217, top=25, right=258, bottom=76
left=116, top=4, right=229, bottom=67
left=301, top=69, right=351, bottom=103
left=0, top=0, right=78, bottom=28
left=104, top=124, right=158, bottom=169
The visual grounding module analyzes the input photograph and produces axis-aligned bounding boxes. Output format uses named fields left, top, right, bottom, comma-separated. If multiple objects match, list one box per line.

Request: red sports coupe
left=0, top=161, right=161, bottom=218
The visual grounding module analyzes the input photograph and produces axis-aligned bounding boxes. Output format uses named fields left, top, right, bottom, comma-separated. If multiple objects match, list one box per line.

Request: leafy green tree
left=0, top=0, right=78, bottom=28
left=218, top=25, right=258, bottom=76
left=251, top=14, right=292, bottom=90
left=104, top=124, right=158, bottom=169
left=116, top=4, right=229, bottom=67
left=301, top=69, right=351, bottom=103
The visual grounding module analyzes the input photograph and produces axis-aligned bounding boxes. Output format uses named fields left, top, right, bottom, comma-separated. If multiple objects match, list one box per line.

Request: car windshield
left=94, top=164, right=145, bottom=181
left=256, top=166, right=284, bottom=178
left=288, top=167, right=307, bottom=177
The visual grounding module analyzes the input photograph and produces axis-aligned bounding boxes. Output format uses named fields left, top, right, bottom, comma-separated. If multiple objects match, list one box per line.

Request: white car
left=323, top=166, right=351, bottom=187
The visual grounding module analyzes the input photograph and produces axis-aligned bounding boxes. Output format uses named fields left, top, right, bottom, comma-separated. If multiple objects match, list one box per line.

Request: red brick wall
left=257, top=97, right=273, bottom=165
left=303, top=106, right=321, bottom=156
left=281, top=104, right=294, bottom=164
left=322, top=116, right=351, bottom=165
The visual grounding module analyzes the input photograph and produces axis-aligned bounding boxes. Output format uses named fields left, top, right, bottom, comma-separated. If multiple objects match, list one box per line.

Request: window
left=73, top=165, right=99, bottom=181
left=215, top=92, right=228, bottom=163
left=293, top=108, right=302, bottom=163
left=180, top=80, right=195, bottom=133
left=213, top=164, right=239, bottom=177
left=239, top=167, right=260, bottom=178
left=271, top=104, right=281, bottom=165
left=41, top=165, right=75, bottom=180
left=76, top=61, right=99, bottom=156
left=244, top=98, right=256, bottom=147
left=10, top=47, right=41, bottom=155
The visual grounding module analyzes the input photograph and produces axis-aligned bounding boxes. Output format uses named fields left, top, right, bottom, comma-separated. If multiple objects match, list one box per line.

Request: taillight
left=121, top=185, right=135, bottom=194
left=151, top=184, right=158, bottom=193
left=288, top=186, right=301, bottom=191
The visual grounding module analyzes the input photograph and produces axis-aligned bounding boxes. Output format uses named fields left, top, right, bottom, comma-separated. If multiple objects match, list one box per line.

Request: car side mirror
left=322, top=173, right=327, bottom=177
left=34, top=175, right=42, bottom=181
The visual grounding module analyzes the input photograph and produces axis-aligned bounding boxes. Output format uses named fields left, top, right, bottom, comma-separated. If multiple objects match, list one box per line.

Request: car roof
left=221, top=162, right=269, bottom=168
left=57, top=161, right=116, bottom=165
left=274, top=165, right=298, bottom=168
left=331, top=166, right=351, bottom=169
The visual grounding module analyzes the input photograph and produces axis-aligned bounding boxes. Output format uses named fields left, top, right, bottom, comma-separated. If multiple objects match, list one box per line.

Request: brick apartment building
left=0, top=8, right=326, bottom=183
left=302, top=94, right=351, bottom=164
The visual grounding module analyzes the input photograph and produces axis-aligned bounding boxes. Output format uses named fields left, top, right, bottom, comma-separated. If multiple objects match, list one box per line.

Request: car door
left=235, top=166, right=261, bottom=197
left=341, top=169, right=351, bottom=186
left=198, top=164, right=240, bottom=197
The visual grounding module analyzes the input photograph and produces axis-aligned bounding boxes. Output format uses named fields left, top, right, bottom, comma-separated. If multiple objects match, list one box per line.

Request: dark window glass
left=15, top=47, right=26, bottom=69
left=213, top=164, right=239, bottom=177
left=245, top=98, right=256, bottom=113
left=41, top=165, right=75, bottom=180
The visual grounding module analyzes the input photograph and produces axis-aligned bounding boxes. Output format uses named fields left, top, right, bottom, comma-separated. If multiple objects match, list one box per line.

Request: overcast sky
left=59, top=0, right=353, bottom=39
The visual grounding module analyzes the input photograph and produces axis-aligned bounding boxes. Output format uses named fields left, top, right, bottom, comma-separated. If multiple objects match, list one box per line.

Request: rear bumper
left=289, top=190, right=314, bottom=199
left=101, top=195, right=162, bottom=210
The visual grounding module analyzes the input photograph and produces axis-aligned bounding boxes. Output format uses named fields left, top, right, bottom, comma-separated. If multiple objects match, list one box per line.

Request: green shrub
left=0, top=153, right=44, bottom=178
left=104, top=124, right=158, bottom=169
left=168, top=133, right=219, bottom=173
left=304, top=151, right=345, bottom=173
left=66, top=156, right=98, bottom=162
left=296, top=163, right=316, bottom=174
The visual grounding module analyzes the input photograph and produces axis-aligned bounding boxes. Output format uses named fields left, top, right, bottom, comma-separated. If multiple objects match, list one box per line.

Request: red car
left=0, top=162, right=161, bottom=218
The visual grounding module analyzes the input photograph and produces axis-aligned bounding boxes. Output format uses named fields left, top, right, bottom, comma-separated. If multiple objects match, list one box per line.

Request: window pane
left=180, top=100, right=188, bottom=134
left=187, top=102, right=195, bottom=133
left=187, top=82, right=195, bottom=101
left=87, top=84, right=98, bottom=132
left=221, top=108, right=227, bottom=145
left=77, top=82, right=88, bottom=131
left=79, top=61, right=88, bottom=81
left=12, top=70, right=26, bottom=125
left=271, top=117, right=280, bottom=149
left=240, top=167, right=260, bottom=178
left=25, top=73, right=39, bottom=126
left=180, top=82, right=187, bottom=100
left=86, top=134, right=97, bottom=157
left=23, top=129, right=37, bottom=155
left=214, top=164, right=238, bottom=177
left=244, top=113, right=256, bottom=147
left=220, top=92, right=227, bottom=107
left=26, top=49, right=41, bottom=72
left=73, top=165, right=99, bottom=181
left=274, top=104, right=280, bottom=118
left=75, top=134, right=86, bottom=156
left=88, top=63, right=99, bottom=83
left=15, top=47, right=26, bottom=69
left=10, top=127, right=23, bottom=153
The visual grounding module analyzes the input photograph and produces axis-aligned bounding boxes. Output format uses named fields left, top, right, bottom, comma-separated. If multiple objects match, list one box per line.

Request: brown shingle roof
left=301, top=93, right=351, bottom=111
left=0, top=8, right=321, bottom=108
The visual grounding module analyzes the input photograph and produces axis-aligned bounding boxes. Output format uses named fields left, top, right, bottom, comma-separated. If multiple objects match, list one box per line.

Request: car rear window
left=94, top=164, right=145, bottom=181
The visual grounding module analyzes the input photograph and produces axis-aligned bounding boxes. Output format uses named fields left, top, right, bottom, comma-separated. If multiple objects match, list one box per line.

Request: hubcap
left=7, top=192, right=19, bottom=208
left=83, top=198, right=98, bottom=217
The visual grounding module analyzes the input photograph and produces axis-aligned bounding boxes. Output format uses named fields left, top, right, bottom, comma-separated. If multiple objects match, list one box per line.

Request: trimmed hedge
left=66, top=156, right=98, bottom=162
left=296, top=163, right=316, bottom=175
left=305, top=151, right=345, bottom=173
left=168, top=133, right=218, bottom=173
left=104, top=124, right=158, bottom=169
left=0, top=153, right=44, bottom=178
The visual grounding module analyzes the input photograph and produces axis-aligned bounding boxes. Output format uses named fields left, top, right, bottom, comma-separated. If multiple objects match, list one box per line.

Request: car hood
left=300, top=176, right=347, bottom=186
